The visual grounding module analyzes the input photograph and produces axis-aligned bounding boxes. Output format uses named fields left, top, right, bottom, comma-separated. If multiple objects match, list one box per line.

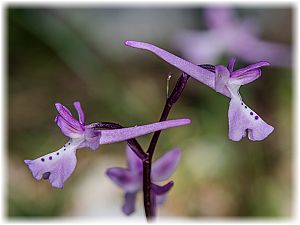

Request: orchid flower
left=124, top=41, right=274, bottom=141
left=173, top=7, right=291, bottom=68
left=24, top=101, right=190, bottom=188
left=106, top=145, right=180, bottom=215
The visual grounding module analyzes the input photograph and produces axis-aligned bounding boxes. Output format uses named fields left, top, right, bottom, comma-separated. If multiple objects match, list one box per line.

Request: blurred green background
left=8, top=7, right=292, bottom=218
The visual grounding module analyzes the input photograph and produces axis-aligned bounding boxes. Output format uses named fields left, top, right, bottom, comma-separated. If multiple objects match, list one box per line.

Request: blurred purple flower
left=174, top=7, right=291, bottom=67
left=24, top=101, right=190, bottom=188
left=106, top=145, right=180, bottom=215
left=125, top=41, right=274, bottom=141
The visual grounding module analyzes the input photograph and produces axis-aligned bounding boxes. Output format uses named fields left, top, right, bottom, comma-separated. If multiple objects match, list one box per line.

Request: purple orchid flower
left=106, top=145, right=180, bottom=215
left=124, top=41, right=274, bottom=141
left=173, top=7, right=291, bottom=68
left=24, top=101, right=190, bottom=188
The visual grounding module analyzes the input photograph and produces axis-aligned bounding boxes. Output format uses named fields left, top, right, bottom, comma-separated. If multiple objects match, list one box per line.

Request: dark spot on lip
left=42, top=172, right=51, bottom=180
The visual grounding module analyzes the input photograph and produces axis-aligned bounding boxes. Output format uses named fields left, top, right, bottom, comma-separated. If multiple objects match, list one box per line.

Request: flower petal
left=73, top=101, right=85, bottom=125
left=55, top=115, right=84, bottom=139
left=106, top=168, right=141, bottom=192
left=124, top=41, right=217, bottom=91
left=99, top=119, right=191, bottom=145
left=82, top=128, right=101, bottom=150
left=151, top=181, right=174, bottom=195
left=228, top=98, right=274, bottom=141
left=215, top=65, right=231, bottom=97
left=126, top=145, right=143, bottom=172
left=205, top=7, right=237, bottom=29
left=229, top=68, right=261, bottom=86
left=227, top=56, right=236, bottom=72
left=230, top=61, right=270, bottom=78
left=55, top=103, right=83, bottom=131
left=156, top=194, right=167, bottom=206
left=24, top=141, right=78, bottom=188
left=151, top=148, right=181, bottom=182
left=122, top=192, right=137, bottom=216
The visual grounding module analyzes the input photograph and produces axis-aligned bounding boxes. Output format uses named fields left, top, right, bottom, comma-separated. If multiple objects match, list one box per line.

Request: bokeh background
left=8, top=6, right=292, bottom=218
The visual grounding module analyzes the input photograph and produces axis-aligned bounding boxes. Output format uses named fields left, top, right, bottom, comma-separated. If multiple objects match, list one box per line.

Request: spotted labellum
left=106, top=145, right=180, bottom=215
left=24, top=101, right=191, bottom=188
left=124, top=40, right=274, bottom=141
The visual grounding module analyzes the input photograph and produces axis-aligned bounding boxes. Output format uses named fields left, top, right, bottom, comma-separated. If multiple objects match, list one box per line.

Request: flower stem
left=94, top=72, right=190, bottom=221
left=143, top=73, right=190, bottom=221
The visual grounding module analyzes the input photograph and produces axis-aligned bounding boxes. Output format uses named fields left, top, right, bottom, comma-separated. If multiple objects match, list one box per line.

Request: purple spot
left=49, top=156, right=52, bottom=160
left=245, top=106, right=247, bottom=109
left=42, top=172, right=51, bottom=180
left=64, top=148, right=66, bottom=151
left=41, top=158, right=45, bottom=162
left=57, top=152, right=59, bottom=155
left=255, top=116, right=259, bottom=120
left=68, top=143, right=71, bottom=145
left=241, top=102, right=244, bottom=105
left=250, top=112, right=253, bottom=116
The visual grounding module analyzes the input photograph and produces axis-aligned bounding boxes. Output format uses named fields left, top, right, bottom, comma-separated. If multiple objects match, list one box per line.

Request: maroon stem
left=94, top=72, right=190, bottom=221
left=143, top=73, right=190, bottom=221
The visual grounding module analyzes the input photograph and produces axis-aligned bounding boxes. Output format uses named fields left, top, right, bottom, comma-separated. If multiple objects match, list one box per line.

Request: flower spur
left=24, top=101, right=190, bottom=188
left=124, top=41, right=274, bottom=141
left=106, top=145, right=180, bottom=215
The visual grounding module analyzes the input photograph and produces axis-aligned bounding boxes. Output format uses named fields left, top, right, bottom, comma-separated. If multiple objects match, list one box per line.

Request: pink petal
left=228, top=98, right=274, bottom=141
left=151, top=148, right=181, bottom=182
left=230, top=68, right=261, bottom=86
left=151, top=181, right=174, bottom=195
left=126, top=145, right=143, bottom=172
left=205, top=7, right=237, bottom=29
left=230, top=61, right=270, bottom=78
left=55, top=103, right=83, bottom=131
left=99, top=119, right=191, bottom=145
left=233, top=36, right=291, bottom=68
left=106, top=168, right=141, bottom=192
left=73, top=101, right=85, bottom=125
left=24, top=142, right=78, bottom=188
left=215, top=65, right=231, bottom=97
left=227, top=57, right=236, bottom=72
left=124, top=40, right=216, bottom=90
left=173, top=30, right=226, bottom=64
left=156, top=194, right=167, bottom=206
left=55, top=115, right=84, bottom=139
left=122, top=192, right=137, bottom=216
left=82, top=128, right=101, bottom=150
